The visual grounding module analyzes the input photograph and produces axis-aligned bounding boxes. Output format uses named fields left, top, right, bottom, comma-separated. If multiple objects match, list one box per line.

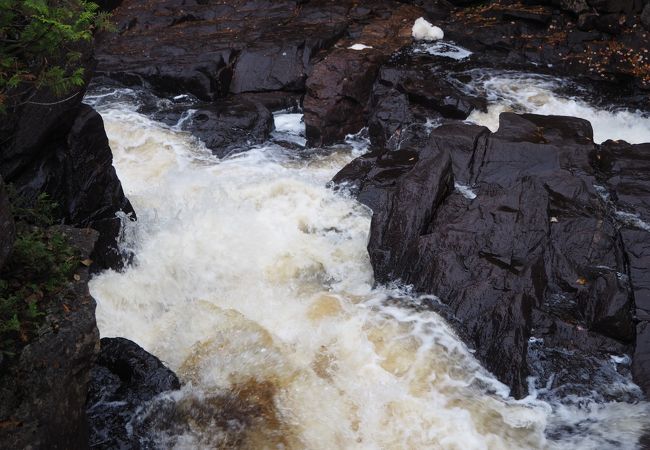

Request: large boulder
left=333, top=113, right=644, bottom=398
left=0, top=101, right=135, bottom=271
left=0, top=176, right=14, bottom=270
left=87, top=337, right=180, bottom=449
left=0, top=227, right=100, bottom=450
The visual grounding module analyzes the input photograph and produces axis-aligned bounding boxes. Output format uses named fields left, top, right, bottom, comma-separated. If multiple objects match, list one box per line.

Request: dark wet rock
left=333, top=114, right=643, bottom=398
left=153, top=96, right=274, bottom=157
left=587, top=0, right=635, bottom=13
left=593, top=139, right=650, bottom=395
left=578, top=14, right=623, bottom=34
left=240, top=91, right=302, bottom=113
left=527, top=308, right=640, bottom=402
left=0, top=227, right=100, bottom=450
left=96, top=0, right=435, bottom=147
left=366, top=54, right=486, bottom=148
left=1, top=103, right=135, bottom=270
left=87, top=337, right=180, bottom=449
left=0, top=177, right=14, bottom=270
left=0, top=56, right=134, bottom=271
left=304, top=4, right=423, bottom=146
left=95, top=0, right=123, bottom=12
left=557, top=0, right=590, bottom=15
left=95, top=0, right=353, bottom=100
left=403, top=0, right=453, bottom=20
left=642, top=2, right=650, bottom=29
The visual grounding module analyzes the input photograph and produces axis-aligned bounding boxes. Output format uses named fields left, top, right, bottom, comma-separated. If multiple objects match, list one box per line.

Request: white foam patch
left=348, top=43, right=373, bottom=50
left=615, top=210, right=650, bottom=232
left=413, top=41, right=472, bottom=60
left=412, top=17, right=444, bottom=41
left=464, top=73, right=650, bottom=144
left=454, top=182, right=477, bottom=200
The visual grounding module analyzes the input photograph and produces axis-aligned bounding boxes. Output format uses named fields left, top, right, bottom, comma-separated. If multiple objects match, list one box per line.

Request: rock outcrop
left=0, top=90, right=135, bottom=271
left=87, top=337, right=181, bottom=449
left=0, top=227, right=100, bottom=450
left=594, top=139, right=650, bottom=394
left=333, top=113, right=647, bottom=398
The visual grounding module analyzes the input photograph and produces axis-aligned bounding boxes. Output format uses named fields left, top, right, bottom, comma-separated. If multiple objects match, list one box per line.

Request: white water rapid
left=461, top=71, right=650, bottom=144
left=86, top=85, right=650, bottom=449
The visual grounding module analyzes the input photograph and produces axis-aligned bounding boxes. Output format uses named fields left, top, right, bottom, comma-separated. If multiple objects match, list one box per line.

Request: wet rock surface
left=152, top=96, right=274, bottom=158
left=333, top=114, right=647, bottom=398
left=366, top=52, right=487, bottom=149
left=594, top=139, right=650, bottom=394
left=0, top=87, right=135, bottom=271
left=95, top=0, right=354, bottom=100
left=87, top=337, right=180, bottom=450
left=303, top=4, right=422, bottom=146
left=0, top=227, right=99, bottom=450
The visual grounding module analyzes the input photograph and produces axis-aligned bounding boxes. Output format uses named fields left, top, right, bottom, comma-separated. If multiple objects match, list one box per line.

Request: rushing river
left=86, top=75, right=650, bottom=449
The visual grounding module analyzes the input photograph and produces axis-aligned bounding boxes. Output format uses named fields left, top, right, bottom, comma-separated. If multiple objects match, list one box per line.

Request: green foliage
left=0, top=192, right=77, bottom=358
left=7, top=186, right=58, bottom=227
left=0, top=0, right=113, bottom=111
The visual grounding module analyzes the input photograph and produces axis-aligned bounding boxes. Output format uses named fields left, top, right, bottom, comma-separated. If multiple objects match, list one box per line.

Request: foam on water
left=86, top=89, right=649, bottom=449
left=462, top=71, right=650, bottom=144
left=412, top=41, right=472, bottom=60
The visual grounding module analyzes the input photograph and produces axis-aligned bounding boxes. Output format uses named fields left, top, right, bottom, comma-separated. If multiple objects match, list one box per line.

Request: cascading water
left=458, top=70, right=650, bottom=144
left=85, top=83, right=650, bottom=449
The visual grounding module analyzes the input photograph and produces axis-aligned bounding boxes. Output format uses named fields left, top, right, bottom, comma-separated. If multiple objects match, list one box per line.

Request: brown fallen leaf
left=80, top=258, right=93, bottom=267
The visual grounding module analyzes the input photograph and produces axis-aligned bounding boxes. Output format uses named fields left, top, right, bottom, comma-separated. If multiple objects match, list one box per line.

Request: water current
left=85, top=72, right=650, bottom=449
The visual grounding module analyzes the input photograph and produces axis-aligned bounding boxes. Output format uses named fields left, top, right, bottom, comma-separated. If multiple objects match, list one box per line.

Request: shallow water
left=85, top=85, right=650, bottom=449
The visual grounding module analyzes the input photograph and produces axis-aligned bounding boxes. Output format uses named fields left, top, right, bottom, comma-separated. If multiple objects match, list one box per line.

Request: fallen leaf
left=80, top=258, right=93, bottom=267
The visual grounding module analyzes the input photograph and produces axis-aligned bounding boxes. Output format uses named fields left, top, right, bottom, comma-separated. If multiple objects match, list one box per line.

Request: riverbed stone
left=87, top=337, right=181, bottom=449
